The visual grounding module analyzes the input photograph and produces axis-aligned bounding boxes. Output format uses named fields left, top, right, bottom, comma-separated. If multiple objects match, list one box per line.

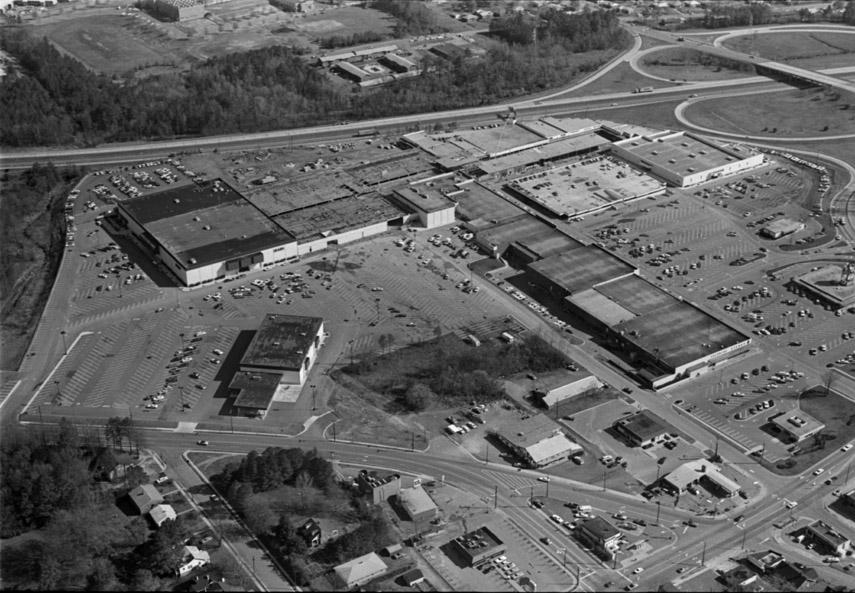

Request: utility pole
left=494, top=485, right=498, bottom=509
left=701, top=541, right=707, bottom=567
left=603, top=468, right=607, bottom=492
left=411, top=431, right=415, bottom=452
left=332, top=421, right=336, bottom=443
left=546, top=479, right=549, bottom=498
left=60, top=330, right=68, bottom=355
left=656, top=500, right=661, bottom=526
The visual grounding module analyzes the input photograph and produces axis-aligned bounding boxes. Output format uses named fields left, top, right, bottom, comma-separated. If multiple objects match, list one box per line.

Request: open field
left=563, top=62, right=677, bottom=97
left=722, top=30, right=855, bottom=69
left=639, top=47, right=754, bottom=82
left=296, top=6, right=395, bottom=39
left=33, top=13, right=184, bottom=77
left=683, top=87, right=855, bottom=138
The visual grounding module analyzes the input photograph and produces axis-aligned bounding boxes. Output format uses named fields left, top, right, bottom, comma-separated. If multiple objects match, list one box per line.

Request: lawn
left=639, top=47, right=754, bottom=82
left=563, top=62, right=676, bottom=97
left=760, top=387, right=855, bottom=476
left=298, top=6, right=396, bottom=39
left=722, top=31, right=855, bottom=69
left=682, top=87, right=855, bottom=138
left=38, top=15, right=171, bottom=76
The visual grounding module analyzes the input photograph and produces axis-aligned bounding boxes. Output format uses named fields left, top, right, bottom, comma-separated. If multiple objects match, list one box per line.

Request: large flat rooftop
left=273, top=193, right=403, bottom=240
left=529, top=247, right=637, bottom=295
left=119, top=179, right=294, bottom=268
left=346, top=153, right=434, bottom=186
left=241, top=314, right=323, bottom=371
left=478, top=217, right=583, bottom=259
left=392, top=185, right=453, bottom=213
left=614, top=132, right=749, bottom=177
left=610, top=288, right=750, bottom=370
left=453, top=182, right=525, bottom=225
left=475, top=133, right=608, bottom=176
left=244, top=170, right=359, bottom=217
left=507, top=156, right=664, bottom=217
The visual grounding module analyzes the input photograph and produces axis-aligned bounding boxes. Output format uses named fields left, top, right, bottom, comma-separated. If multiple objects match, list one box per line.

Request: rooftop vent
left=202, top=225, right=211, bottom=230
left=189, top=257, right=197, bottom=265
left=173, top=198, right=180, bottom=204
left=193, top=216, right=200, bottom=221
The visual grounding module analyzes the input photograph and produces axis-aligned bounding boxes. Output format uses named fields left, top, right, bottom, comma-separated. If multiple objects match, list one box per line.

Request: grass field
left=298, top=6, right=395, bottom=39
left=639, top=47, right=754, bottom=82
left=563, top=62, right=676, bottom=97
left=683, top=87, right=855, bottom=138
left=723, top=31, right=855, bottom=69
left=37, top=15, right=172, bottom=76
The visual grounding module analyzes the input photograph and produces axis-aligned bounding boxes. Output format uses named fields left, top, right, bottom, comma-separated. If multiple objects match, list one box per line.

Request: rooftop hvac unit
left=173, top=198, right=180, bottom=203
left=203, top=225, right=211, bottom=230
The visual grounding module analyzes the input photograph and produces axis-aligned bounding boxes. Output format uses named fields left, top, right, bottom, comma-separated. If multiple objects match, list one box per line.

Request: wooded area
left=214, top=447, right=395, bottom=587
left=0, top=9, right=628, bottom=147
left=341, top=334, right=569, bottom=410
left=0, top=418, right=190, bottom=590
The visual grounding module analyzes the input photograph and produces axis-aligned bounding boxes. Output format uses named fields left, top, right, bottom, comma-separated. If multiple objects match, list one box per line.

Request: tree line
left=0, top=418, right=194, bottom=590
left=214, top=447, right=394, bottom=587
left=344, top=334, right=569, bottom=410
left=1, top=8, right=628, bottom=147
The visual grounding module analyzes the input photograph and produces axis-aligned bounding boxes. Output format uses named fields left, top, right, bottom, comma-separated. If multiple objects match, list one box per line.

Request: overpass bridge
left=632, top=25, right=855, bottom=95
left=752, top=59, right=855, bottom=95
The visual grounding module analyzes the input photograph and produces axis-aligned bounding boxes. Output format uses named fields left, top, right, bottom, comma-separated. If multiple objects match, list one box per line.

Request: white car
left=538, top=476, right=550, bottom=482
left=842, top=443, right=853, bottom=452
left=633, top=567, right=644, bottom=575
left=813, top=468, right=824, bottom=476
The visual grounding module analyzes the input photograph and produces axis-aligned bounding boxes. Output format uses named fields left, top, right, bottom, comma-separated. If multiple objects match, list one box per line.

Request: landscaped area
left=682, top=87, right=855, bottom=137
left=722, top=30, right=855, bottom=69
left=639, top=47, right=755, bottom=82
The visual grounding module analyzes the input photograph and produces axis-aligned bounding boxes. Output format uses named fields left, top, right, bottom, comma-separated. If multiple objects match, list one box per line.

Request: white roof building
left=177, top=545, right=210, bottom=576
left=148, top=504, right=177, bottom=528
left=333, top=552, right=388, bottom=589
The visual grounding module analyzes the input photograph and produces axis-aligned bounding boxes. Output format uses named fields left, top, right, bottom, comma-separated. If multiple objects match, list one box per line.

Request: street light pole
left=655, top=500, right=661, bottom=526
left=60, top=330, right=67, bottom=355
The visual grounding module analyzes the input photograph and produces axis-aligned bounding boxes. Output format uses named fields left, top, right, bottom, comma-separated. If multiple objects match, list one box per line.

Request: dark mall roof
left=241, top=314, right=323, bottom=371
left=119, top=179, right=294, bottom=269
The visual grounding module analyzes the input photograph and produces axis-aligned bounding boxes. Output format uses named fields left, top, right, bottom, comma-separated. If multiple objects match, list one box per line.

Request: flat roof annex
left=241, top=314, right=323, bottom=371
left=615, top=410, right=669, bottom=441
left=229, top=371, right=282, bottom=410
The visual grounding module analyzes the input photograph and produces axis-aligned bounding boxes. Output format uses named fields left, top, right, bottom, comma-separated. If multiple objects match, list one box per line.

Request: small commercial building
left=450, top=526, right=506, bottom=567
left=804, top=520, right=851, bottom=556
left=612, top=410, right=670, bottom=448
left=148, top=503, right=177, bottom=528
left=128, top=484, right=164, bottom=515
left=534, top=373, right=603, bottom=408
left=397, top=485, right=438, bottom=526
left=663, top=460, right=741, bottom=498
left=760, top=218, right=804, bottom=239
left=239, top=314, right=324, bottom=385
left=229, top=314, right=325, bottom=417
left=153, top=0, right=204, bottom=21
left=333, top=552, right=388, bottom=590
left=576, top=516, right=622, bottom=557
left=770, top=411, right=825, bottom=443
left=400, top=568, right=425, bottom=587
left=491, top=414, right=582, bottom=468
left=357, top=470, right=401, bottom=504
left=791, top=263, right=855, bottom=310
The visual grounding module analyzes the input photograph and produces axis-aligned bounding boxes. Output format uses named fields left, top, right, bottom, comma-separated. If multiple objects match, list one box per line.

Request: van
left=577, top=505, right=592, bottom=513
